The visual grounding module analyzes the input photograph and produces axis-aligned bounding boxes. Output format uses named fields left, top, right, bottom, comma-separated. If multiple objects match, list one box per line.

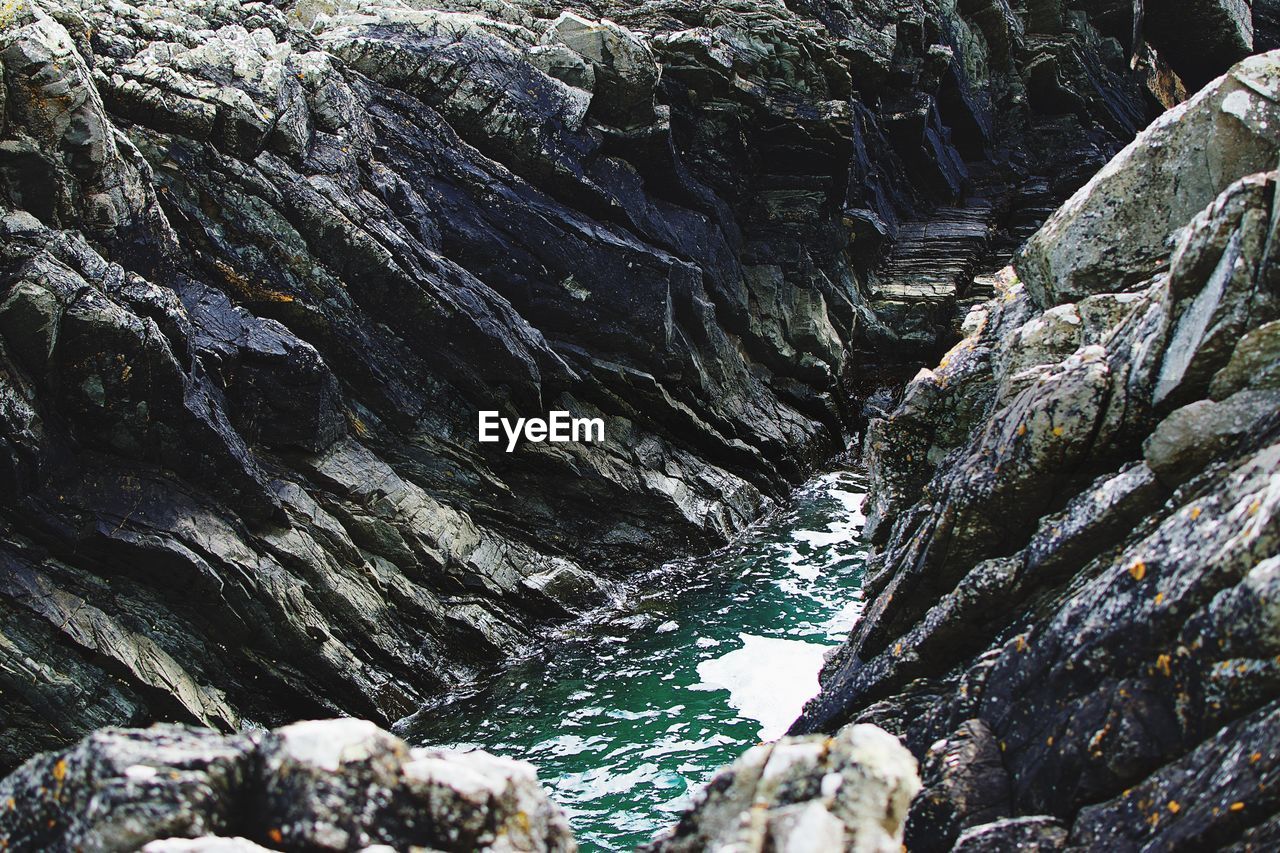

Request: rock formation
left=792, top=49, right=1280, bottom=850
left=0, top=718, right=575, bottom=851
left=645, top=724, right=920, bottom=852
left=0, top=0, right=1276, bottom=849
left=0, top=0, right=1189, bottom=774
left=0, top=717, right=929, bottom=852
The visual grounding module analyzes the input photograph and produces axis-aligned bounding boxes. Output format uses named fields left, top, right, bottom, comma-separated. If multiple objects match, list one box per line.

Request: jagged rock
left=0, top=0, right=1269, bottom=848
left=0, top=0, right=1190, bottom=775
left=0, top=719, right=575, bottom=852
left=1144, top=0, right=1256, bottom=90
left=1261, top=0, right=1280, bottom=51
left=0, top=726, right=254, bottom=852
left=1152, top=170, right=1280, bottom=408
left=1209, top=319, right=1280, bottom=398
left=646, top=724, right=920, bottom=852
left=1068, top=697, right=1280, bottom=849
left=542, top=12, right=659, bottom=128
left=1144, top=390, right=1280, bottom=487
left=906, top=719, right=1012, bottom=851
left=1017, top=52, right=1280, bottom=308
left=525, top=43, right=596, bottom=92
left=0, top=0, right=157, bottom=237
left=794, top=48, right=1280, bottom=845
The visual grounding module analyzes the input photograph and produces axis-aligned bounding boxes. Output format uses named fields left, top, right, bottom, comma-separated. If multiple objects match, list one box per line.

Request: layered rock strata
left=0, top=0, right=1179, bottom=772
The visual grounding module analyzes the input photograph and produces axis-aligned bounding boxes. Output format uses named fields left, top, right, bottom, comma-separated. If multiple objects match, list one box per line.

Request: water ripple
left=401, top=469, right=869, bottom=852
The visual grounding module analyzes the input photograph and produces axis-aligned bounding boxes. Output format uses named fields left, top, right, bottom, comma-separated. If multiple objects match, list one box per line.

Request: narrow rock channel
left=399, top=470, right=871, bottom=851
left=1, top=0, right=1278, bottom=851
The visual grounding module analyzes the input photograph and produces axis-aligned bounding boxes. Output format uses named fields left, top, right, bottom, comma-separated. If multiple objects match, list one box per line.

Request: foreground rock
left=0, top=718, right=574, bottom=852
left=0, top=0, right=1198, bottom=772
left=646, top=724, right=920, bottom=852
left=793, top=50, right=1280, bottom=849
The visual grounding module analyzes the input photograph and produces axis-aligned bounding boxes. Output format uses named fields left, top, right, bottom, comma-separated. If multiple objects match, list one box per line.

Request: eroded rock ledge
left=791, top=50, right=1280, bottom=850
left=0, top=0, right=1192, bottom=772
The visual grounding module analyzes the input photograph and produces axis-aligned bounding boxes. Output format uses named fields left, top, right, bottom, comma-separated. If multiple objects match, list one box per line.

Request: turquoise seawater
left=402, top=470, right=870, bottom=851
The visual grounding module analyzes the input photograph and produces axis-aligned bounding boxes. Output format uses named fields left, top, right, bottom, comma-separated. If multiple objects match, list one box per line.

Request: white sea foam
left=695, top=633, right=832, bottom=741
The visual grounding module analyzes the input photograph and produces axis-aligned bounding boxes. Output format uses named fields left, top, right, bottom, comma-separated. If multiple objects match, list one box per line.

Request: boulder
left=1143, top=389, right=1280, bottom=486
left=1017, top=52, right=1280, bottom=307
left=542, top=12, right=659, bottom=128
left=0, top=720, right=575, bottom=852
left=646, top=724, right=920, bottom=852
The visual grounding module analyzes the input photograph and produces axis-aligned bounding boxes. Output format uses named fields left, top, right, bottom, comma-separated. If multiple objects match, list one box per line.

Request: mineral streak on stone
left=0, top=718, right=576, bottom=852
left=791, top=49, right=1280, bottom=850
left=0, top=0, right=1187, bottom=774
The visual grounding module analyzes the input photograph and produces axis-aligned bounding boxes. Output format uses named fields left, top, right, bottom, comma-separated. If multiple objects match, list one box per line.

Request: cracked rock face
left=0, top=0, right=1175, bottom=773
left=0, top=718, right=576, bottom=852
left=793, top=49, right=1280, bottom=850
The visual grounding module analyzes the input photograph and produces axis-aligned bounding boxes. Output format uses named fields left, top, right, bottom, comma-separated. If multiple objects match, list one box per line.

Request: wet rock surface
left=0, top=0, right=1182, bottom=774
left=793, top=49, right=1280, bottom=850
left=0, top=718, right=575, bottom=852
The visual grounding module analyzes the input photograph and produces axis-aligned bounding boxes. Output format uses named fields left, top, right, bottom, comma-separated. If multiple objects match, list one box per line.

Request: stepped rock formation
left=0, top=0, right=1196, bottom=775
left=791, top=50, right=1280, bottom=850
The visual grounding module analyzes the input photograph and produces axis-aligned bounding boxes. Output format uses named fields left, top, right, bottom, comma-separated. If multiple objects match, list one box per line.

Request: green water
left=400, top=470, right=870, bottom=851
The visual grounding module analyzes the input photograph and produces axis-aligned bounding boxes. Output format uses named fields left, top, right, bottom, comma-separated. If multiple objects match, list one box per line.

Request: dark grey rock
left=793, top=47, right=1280, bottom=849
left=1144, top=390, right=1280, bottom=487
left=907, top=718, right=1013, bottom=852
left=1068, top=699, right=1280, bottom=851
left=0, top=0, right=1185, bottom=775
left=1209, top=319, right=1280, bottom=399
left=0, top=726, right=254, bottom=852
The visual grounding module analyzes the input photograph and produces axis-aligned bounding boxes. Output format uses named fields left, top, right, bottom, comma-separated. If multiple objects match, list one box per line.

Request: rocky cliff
left=791, top=49, right=1280, bottom=851
left=0, top=0, right=1199, bottom=776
